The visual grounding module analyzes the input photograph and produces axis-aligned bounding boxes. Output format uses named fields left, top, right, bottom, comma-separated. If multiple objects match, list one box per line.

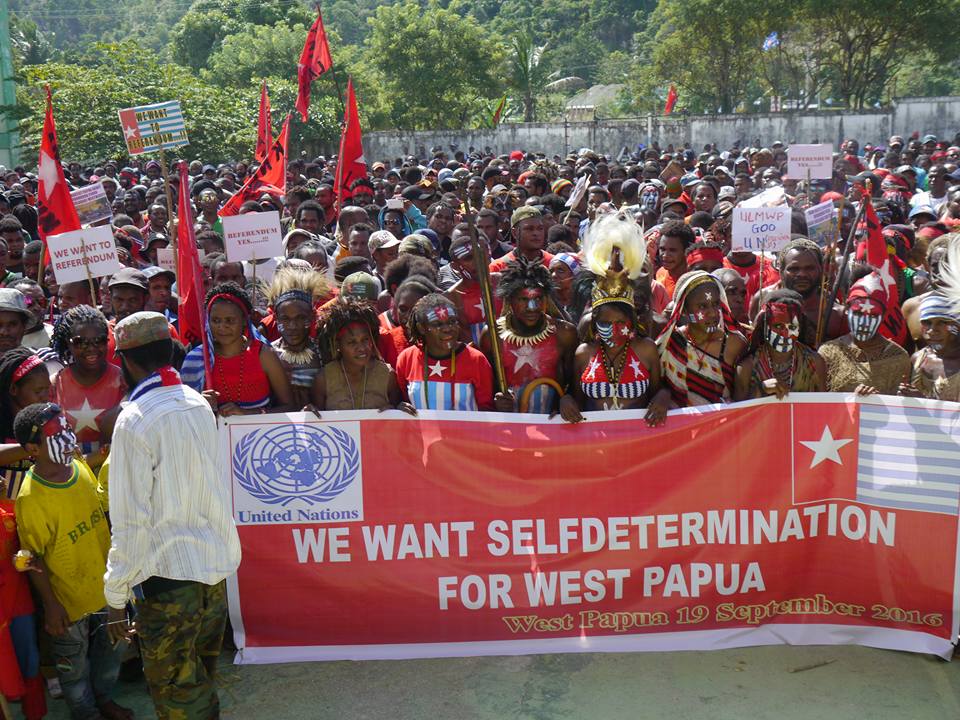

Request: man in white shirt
left=105, top=311, right=240, bottom=719
left=910, top=164, right=949, bottom=213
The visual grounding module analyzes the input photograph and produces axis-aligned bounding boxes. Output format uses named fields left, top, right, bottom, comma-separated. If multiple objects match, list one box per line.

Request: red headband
left=686, top=246, right=724, bottom=267
left=207, top=293, right=249, bottom=317
left=336, top=321, right=367, bottom=339
left=12, top=354, right=42, bottom=383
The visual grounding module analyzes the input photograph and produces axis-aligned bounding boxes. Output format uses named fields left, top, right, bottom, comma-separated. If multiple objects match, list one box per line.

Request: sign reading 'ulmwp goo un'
left=227, top=418, right=363, bottom=525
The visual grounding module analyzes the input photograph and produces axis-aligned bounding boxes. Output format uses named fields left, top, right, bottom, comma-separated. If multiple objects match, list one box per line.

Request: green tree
left=357, top=2, right=505, bottom=129
left=506, top=33, right=550, bottom=122
left=203, top=22, right=309, bottom=89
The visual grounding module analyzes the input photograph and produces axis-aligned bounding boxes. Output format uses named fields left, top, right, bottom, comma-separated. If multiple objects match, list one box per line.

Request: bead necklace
left=340, top=361, right=368, bottom=410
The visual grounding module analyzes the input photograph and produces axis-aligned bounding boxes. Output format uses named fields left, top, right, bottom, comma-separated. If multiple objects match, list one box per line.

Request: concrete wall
left=362, top=96, right=960, bottom=161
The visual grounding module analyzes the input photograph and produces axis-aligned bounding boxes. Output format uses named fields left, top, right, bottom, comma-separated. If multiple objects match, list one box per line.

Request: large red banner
left=222, top=395, right=960, bottom=663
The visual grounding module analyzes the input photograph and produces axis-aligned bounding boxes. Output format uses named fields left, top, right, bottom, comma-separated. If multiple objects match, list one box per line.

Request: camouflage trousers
left=134, top=580, right=228, bottom=720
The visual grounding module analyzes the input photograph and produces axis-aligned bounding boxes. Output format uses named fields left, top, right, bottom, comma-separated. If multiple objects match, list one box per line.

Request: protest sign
left=223, top=211, right=283, bottom=261
left=223, top=395, right=960, bottom=664
left=805, top=200, right=839, bottom=247
left=70, top=183, right=112, bottom=226
left=787, top=144, right=834, bottom=180
left=46, top=225, right=121, bottom=284
left=118, top=100, right=189, bottom=155
left=739, top=185, right=786, bottom=208
left=156, top=247, right=176, bottom=274
left=732, top=206, right=791, bottom=252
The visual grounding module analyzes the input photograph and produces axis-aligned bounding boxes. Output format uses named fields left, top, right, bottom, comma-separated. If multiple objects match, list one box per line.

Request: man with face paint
left=395, top=293, right=494, bottom=411
left=901, top=294, right=960, bottom=400
left=445, top=229, right=502, bottom=345
left=657, top=271, right=748, bottom=407
left=480, top=256, right=579, bottom=418
left=734, top=290, right=825, bottom=400
left=12, top=402, right=130, bottom=720
left=818, top=272, right=910, bottom=395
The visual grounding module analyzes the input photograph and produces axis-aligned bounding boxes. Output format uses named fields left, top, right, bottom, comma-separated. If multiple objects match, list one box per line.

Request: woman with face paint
left=395, top=294, right=494, bottom=411
left=900, top=294, right=960, bottom=400
left=734, top=290, right=826, bottom=400
left=818, top=272, right=910, bottom=395
left=0, top=347, right=51, bottom=509
left=573, top=212, right=663, bottom=421
left=657, top=271, right=748, bottom=408
left=266, top=269, right=328, bottom=409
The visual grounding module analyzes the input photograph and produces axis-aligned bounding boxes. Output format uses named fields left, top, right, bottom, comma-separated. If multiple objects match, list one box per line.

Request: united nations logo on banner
left=233, top=424, right=360, bottom=507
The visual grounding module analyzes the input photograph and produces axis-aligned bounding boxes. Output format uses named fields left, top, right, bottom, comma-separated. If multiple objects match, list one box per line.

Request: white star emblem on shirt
left=799, top=425, right=853, bottom=469
left=510, top=344, right=541, bottom=373
left=428, top=360, right=446, bottom=377
left=629, top=358, right=643, bottom=376
left=69, top=398, right=104, bottom=434
left=585, top=356, right=601, bottom=380
left=38, top=149, right=59, bottom=200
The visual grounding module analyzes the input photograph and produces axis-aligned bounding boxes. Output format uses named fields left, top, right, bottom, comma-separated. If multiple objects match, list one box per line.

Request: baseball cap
left=114, top=311, right=171, bottom=351
left=142, top=265, right=176, bottom=283
left=0, top=288, right=30, bottom=319
left=510, top=205, right=542, bottom=228
left=340, top=272, right=379, bottom=301
left=908, top=204, right=937, bottom=220
left=401, top=185, right=433, bottom=202
left=368, top=230, right=400, bottom=253
left=108, top=267, right=148, bottom=291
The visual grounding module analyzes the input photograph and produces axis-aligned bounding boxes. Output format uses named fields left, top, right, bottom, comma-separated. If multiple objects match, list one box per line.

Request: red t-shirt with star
left=52, top=364, right=126, bottom=451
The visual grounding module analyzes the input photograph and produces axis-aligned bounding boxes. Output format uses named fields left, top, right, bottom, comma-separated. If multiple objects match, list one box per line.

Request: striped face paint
left=847, top=297, right=883, bottom=342
left=42, top=414, right=77, bottom=466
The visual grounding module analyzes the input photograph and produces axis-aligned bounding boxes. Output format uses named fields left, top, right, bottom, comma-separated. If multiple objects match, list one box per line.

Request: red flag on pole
left=37, top=86, right=81, bottom=261
left=334, top=78, right=366, bottom=213
left=664, top=84, right=678, bottom=115
left=296, top=11, right=334, bottom=122
left=255, top=80, right=273, bottom=163
left=176, top=162, right=211, bottom=383
left=219, top=115, right=290, bottom=217
left=491, top=95, right=507, bottom=126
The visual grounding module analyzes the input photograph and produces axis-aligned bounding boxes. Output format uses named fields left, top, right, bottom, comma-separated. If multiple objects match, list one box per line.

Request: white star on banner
left=799, top=425, right=853, bottom=469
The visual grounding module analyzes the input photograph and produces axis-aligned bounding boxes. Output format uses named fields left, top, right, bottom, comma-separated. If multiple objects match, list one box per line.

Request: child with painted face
left=818, top=272, right=910, bottom=396
left=734, top=290, right=825, bottom=400
left=12, top=403, right=130, bottom=720
left=900, top=294, right=960, bottom=400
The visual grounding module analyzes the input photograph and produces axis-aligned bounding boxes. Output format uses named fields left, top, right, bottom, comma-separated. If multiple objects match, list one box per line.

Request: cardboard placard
left=70, top=183, right=113, bottom=226
left=787, top=144, right=834, bottom=180
left=805, top=200, right=839, bottom=247
left=118, top=100, right=189, bottom=155
left=732, top=206, right=792, bottom=253
left=739, top=185, right=786, bottom=208
left=46, top=225, right=122, bottom=284
left=156, top=247, right=177, bottom=273
left=222, top=211, right=283, bottom=261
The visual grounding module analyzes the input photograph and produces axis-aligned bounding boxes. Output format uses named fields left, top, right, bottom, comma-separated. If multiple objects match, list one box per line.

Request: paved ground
left=32, top=644, right=960, bottom=720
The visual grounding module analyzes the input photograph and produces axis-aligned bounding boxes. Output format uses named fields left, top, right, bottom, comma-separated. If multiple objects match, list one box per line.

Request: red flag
left=37, top=86, right=81, bottom=263
left=296, top=11, right=334, bottom=122
left=255, top=80, right=273, bottom=163
left=664, top=84, right=678, bottom=115
left=220, top=115, right=290, bottom=217
left=334, top=78, right=366, bottom=213
left=176, top=162, right=211, bottom=384
left=492, top=95, right=507, bottom=126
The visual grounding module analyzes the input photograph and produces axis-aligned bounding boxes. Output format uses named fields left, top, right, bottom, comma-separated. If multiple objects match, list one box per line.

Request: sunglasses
left=70, top=335, right=108, bottom=349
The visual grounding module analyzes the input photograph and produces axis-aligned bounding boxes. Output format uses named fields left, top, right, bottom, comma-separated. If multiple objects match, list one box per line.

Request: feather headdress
left=582, top=210, right=647, bottom=310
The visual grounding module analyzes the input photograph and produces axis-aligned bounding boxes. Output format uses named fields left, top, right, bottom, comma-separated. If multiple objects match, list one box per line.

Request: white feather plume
left=938, top=236, right=960, bottom=315
left=581, top=210, right=647, bottom=280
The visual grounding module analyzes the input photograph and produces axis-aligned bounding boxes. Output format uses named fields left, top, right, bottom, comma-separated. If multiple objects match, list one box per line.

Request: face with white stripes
left=847, top=296, right=883, bottom=343
left=36, top=412, right=77, bottom=467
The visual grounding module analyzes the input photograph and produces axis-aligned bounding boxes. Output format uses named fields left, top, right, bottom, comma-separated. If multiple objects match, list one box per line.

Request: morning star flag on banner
left=37, top=86, right=81, bottom=246
left=118, top=100, right=188, bottom=155
left=222, top=394, right=960, bottom=665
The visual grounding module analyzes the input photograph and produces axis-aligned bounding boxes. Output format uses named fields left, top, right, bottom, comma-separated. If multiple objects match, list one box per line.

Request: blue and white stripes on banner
left=857, top=404, right=960, bottom=515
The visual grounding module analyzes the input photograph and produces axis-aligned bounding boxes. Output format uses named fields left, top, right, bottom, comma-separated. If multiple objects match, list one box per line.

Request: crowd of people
left=1, top=130, right=960, bottom=718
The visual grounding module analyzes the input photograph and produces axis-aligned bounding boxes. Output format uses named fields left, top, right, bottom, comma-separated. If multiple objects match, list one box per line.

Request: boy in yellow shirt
left=13, top=403, right=131, bottom=720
